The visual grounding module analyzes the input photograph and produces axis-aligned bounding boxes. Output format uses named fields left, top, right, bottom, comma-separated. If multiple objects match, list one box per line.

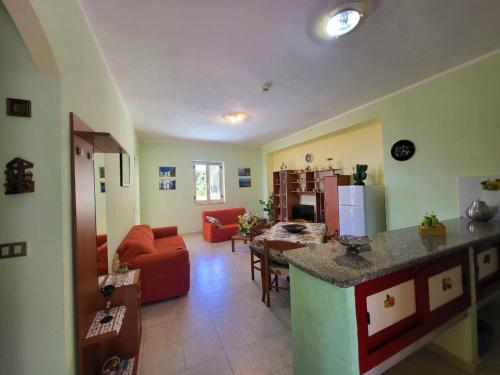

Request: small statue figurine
left=353, top=164, right=368, bottom=185
left=4, top=157, right=35, bottom=194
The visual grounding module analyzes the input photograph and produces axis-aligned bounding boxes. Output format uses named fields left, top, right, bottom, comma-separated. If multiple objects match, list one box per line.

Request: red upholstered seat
left=201, top=208, right=246, bottom=242
left=117, top=225, right=190, bottom=303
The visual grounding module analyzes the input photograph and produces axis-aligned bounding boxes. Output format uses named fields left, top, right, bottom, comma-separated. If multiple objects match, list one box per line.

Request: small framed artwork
left=120, top=153, right=130, bottom=187
left=99, top=166, right=105, bottom=179
left=239, top=178, right=251, bottom=188
left=159, top=179, right=176, bottom=190
left=100, top=182, right=106, bottom=193
left=238, top=168, right=251, bottom=177
left=6, top=98, right=31, bottom=117
left=159, top=166, right=176, bottom=177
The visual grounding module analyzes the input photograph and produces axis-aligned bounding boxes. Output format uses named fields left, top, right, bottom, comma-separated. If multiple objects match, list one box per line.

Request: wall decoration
left=6, top=98, right=31, bottom=117
left=238, top=168, right=251, bottom=177
left=391, top=140, right=415, bottom=161
left=305, top=153, right=314, bottom=164
left=159, top=166, right=176, bottom=177
left=119, top=153, right=130, bottom=187
left=99, top=166, right=105, bottom=179
left=100, top=182, right=106, bottom=193
left=4, top=157, right=34, bottom=194
left=239, top=178, right=251, bottom=188
left=159, top=179, right=176, bottom=190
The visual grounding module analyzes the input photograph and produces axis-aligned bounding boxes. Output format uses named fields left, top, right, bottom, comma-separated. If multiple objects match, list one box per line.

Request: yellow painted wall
left=267, top=119, right=383, bottom=191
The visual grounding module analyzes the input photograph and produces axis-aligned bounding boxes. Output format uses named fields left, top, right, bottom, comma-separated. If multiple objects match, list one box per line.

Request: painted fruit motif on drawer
left=477, top=247, right=499, bottom=281
left=366, top=279, right=416, bottom=336
left=428, top=265, right=463, bottom=312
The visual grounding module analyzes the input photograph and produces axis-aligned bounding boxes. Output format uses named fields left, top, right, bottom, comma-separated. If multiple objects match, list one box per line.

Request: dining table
left=249, top=221, right=327, bottom=265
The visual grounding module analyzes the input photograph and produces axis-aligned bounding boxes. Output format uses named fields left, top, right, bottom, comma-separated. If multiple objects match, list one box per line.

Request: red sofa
left=202, top=207, right=246, bottom=243
left=117, top=225, right=190, bottom=304
left=96, top=234, right=108, bottom=276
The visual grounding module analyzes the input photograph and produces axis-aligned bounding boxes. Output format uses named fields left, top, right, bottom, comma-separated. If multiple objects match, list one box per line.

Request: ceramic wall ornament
left=305, top=153, right=314, bottom=164
left=4, top=157, right=35, bottom=194
left=391, top=140, right=415, bottom=161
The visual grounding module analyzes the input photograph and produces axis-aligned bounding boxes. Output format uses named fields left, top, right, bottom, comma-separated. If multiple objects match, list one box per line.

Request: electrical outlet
left=0, top=242, right=27, bottom=258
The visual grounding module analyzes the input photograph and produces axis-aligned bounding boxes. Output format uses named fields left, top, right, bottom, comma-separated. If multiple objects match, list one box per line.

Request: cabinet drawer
left=367, top=279, right=417, bottom=336
left=428, top=265, right=463, bottom=312
left=477, top=247, right=499, bottom=281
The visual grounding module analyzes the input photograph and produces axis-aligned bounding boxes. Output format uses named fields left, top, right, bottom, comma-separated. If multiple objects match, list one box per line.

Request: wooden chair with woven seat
left=261, top=239, right=304, bottom=307
left=292, top=218, right=309, bottom=223
left=248, top=222, right=269, bottom=281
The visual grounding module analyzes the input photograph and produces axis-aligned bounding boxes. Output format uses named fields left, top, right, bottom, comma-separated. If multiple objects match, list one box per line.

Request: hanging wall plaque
left=391, top=140, right=415, bottom=161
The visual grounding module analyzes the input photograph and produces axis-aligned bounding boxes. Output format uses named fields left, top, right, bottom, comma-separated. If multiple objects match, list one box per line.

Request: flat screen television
left=291, top=204, right=315, bottom=222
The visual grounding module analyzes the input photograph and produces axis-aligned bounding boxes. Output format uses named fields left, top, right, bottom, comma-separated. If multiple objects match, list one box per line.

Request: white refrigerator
left=338, top=185, right=386, bottom=236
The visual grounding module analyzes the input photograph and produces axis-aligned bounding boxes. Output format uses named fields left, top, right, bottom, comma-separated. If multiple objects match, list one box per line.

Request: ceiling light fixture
left=318, top=2, right=367, bottom=39
left=223, top=112, right=249, bottom=125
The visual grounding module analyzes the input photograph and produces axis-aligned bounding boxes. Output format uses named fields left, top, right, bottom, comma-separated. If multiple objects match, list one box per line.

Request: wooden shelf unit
left=273, top=169, right=350, bottom=224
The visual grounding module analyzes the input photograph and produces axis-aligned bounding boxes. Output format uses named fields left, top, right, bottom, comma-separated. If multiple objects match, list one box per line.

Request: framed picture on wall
left=159, top=166, right=176, bottom=177
left=238, top=167, right=251, bottom=176
left=120, top=153, right=130, bottom=187
left=239, top=178, right=251, bottom=188
left=159, top=179, right=176, bottom=190
left=99, top=166, right=105, bottom=179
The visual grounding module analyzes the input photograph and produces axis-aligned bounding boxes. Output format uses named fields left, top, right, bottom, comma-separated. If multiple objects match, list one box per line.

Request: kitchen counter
left=284, top=217, right=500, bottom=288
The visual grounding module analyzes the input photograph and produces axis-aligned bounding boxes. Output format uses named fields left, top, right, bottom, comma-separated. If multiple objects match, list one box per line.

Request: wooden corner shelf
left=82, top=305, right=127, bottom=347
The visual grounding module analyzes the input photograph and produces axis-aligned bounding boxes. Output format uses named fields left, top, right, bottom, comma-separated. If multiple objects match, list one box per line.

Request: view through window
left=193, top=161, right=225, bottom=203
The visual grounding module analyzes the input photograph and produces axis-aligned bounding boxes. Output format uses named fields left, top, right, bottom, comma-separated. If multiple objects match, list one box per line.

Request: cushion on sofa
left=205, top=216, right=222, bottom=229
left=155, top=235, right=188, bottom=252
left=117, top=225, right=156, bottom=263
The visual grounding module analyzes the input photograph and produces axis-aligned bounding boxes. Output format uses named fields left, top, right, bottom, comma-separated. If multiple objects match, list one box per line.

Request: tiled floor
left=139, top=233, right=500, bottom=375
left=139, top=233, right=293, bottom=375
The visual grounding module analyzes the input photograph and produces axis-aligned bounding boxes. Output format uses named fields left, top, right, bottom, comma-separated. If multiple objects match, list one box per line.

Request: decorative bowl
left=282, top=224, right=307, bottom=233
left=334, top=235, right=370, bottom=255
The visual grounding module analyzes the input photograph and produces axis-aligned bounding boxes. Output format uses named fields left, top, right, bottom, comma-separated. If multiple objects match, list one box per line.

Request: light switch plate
left=0, top=242, right=27, bottom=258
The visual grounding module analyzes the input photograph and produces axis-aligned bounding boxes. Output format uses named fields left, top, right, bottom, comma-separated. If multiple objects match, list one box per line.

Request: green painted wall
left=0, top=5, right=65, bottom=374
left=139, top=141, right=263, bottom=233
left=290, top=265, right=360, bottom=375
left=0, top=1, right=140, bottom=373
left=262, top=51, right=500, bottom=230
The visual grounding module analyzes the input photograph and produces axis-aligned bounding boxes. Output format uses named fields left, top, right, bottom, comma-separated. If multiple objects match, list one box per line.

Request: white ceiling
left=80, top=0, right=500, bottom=146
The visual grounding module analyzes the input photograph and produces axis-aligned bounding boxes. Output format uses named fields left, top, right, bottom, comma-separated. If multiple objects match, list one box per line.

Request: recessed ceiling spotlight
left=318, top=2, right=367, bottom=39
left=223, top=112, right=249, bottom=125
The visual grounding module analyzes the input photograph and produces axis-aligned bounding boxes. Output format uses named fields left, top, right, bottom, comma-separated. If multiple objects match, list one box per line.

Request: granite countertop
left=284, top=218, right=500, bottom=288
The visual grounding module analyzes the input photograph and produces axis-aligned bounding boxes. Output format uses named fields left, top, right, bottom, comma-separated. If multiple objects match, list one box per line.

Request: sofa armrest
left=152, top=226, right=178, bottom=239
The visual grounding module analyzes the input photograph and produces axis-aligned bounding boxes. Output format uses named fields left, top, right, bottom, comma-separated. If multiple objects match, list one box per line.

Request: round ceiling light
left=318, top=3, right=367, bottom=39
left=223, top=112, right=249, bottom=125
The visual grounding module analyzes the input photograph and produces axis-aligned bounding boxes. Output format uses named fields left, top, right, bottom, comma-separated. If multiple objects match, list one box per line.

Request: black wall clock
left=391, top=140, right=415, bottom=161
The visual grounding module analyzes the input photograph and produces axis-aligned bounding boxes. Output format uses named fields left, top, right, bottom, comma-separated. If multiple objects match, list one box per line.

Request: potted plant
left=353, top=164, right=368, bottom=185
left=259, top=196, right=275, bottom=225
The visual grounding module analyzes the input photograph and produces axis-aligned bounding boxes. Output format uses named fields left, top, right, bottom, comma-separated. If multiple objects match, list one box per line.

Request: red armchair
left=117, top=225, right=190, bottom=303
left=202, top=207, right=246, bottom=243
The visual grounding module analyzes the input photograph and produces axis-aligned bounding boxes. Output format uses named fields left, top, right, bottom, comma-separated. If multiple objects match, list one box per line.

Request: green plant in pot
left=353, top=164, right=368, bottom=185
left=259, top=196, right=275, bottom=225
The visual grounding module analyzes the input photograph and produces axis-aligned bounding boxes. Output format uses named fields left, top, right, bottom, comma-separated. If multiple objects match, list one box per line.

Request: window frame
left=193, top=161, right=225, bottom=204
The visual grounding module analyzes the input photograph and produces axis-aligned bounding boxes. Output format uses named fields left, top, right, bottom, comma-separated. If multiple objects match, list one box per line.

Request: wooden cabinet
left=355, top=251, right=470, bottom=374
left=366, top=279, right=417, bottom=337
left=323, top=175, right=350, bottom=236
left=475, top=242, right=500, bottom=301
left=422, top=253, right=469, bottom=330
left=273, top=170, right=299, bottom=222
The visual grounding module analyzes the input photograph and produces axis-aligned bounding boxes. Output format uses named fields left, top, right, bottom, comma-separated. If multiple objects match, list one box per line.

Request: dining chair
left=248, top=224, right=269, bottom=281
left=292, top=219, right=309, bottom=223
left=261, top=239, right=304, bottom=307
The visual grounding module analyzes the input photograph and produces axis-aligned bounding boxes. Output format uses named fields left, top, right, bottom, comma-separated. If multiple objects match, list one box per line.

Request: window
left=193, top=161, right=225, bottom=204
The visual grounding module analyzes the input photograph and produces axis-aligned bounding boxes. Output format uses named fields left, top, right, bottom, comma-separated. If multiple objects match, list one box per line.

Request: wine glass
left=99, top=284, right=116, bottom=324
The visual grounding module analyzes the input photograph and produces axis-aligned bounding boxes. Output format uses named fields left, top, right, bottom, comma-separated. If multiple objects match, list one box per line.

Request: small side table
left=231, top=234, right=254, bottom=252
